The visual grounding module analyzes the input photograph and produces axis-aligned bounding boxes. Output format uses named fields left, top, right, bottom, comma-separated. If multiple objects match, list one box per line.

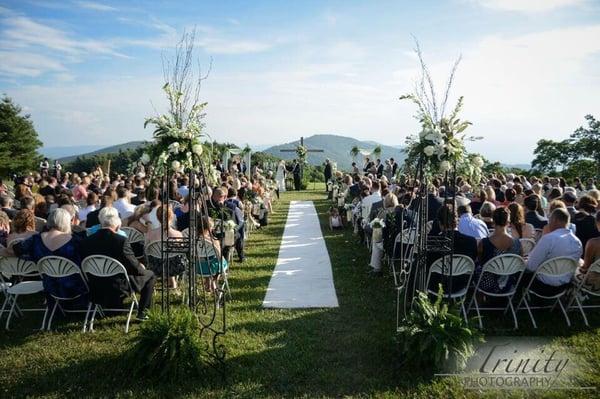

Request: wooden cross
left=280, top=136, right=324, bottom=179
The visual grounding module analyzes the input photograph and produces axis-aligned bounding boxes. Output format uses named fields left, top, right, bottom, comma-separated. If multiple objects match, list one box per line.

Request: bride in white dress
left=275, top=160, right=287, bottom=193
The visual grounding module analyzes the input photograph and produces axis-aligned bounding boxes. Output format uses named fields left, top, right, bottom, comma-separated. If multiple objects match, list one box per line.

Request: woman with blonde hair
left=7, top=209, right=36, bottom=247
left=484, top=186, right=497, bottom=206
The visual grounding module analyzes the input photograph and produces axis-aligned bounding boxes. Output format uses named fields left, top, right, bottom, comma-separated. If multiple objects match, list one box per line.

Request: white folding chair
left=0, top=257, right=45, bottom=330
left=121, top=227, right=145, bottom=247
left=37, top=256, right=90, bottom=331
left=534, top=229, right=544, bottom=242
left=0, top=259, right=13, bottom=318
left=34, top=217, right=47, bottom=233
left=520, top=238, right=536, bottom=257
left=426, top=255, right=475, bottom=322
left=181, top=228, right=190, bottom=238
left=516, top=256, right=578, bottom=328
left=467, top=254, right=527, bottom=329
left=81, top=255, right=139, bottom=333
left=568, top=259, right=600, bottom=327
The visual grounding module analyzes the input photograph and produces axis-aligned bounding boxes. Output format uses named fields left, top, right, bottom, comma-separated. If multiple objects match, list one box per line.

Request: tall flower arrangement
left=144, top=83, right=208, bottom=175
left=400, top=40, right=480, bottom=175
left=296, top=145, right=308, bottom=163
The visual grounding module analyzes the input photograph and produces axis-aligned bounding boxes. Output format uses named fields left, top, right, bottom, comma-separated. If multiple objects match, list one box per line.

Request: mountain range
left=263, top=134, right=405, bottom=170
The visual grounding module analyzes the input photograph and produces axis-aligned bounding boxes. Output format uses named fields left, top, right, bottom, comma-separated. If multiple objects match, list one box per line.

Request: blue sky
left=1, top=0, right=599, bottom=163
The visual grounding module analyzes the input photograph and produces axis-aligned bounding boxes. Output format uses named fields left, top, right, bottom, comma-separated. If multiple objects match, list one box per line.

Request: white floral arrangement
left=223, top=219, right=237, bottom=231
left=143, top=83, right=208, bottom=175
left=369, top=218, right=386, bottom=229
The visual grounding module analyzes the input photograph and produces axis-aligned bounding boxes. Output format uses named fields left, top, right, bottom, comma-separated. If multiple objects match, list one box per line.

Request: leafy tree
left=0, top=95, right=42, bottom=177
left=571, top=115, right=600, bottom=176
left=531, top=139, right=573, bottom=173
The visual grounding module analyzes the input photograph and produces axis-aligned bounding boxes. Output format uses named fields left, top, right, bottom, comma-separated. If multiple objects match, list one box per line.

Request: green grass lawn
left=1, top=190, right=600, bottom=398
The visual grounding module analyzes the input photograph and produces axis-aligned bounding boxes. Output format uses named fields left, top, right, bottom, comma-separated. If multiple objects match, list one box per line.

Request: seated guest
left=524, top=194, right=548, bottom=229
left=458, top=204, right=489, bottom=239
left=542, top=200, right=577, bottom=236
left=0, top=210, right=9, bottom=248
left=476, top=207, right=523, bottom=293
left=470, top=190, right=487, bottom=215
left=175, top=196, right=190, bottom=232
left=6, top=209, right=36, bottom=248
left=145, top=205, right=186, bottom=289
left=427, top=205, right=477, bottom=293
left=80, top=207, right=155, bottom=320
left=78, top=192, right=98, bottom=224
left=125, top=204, right=151, bottom=234
left=224, top=189, right=246, bottom=262
left=573, top=195, right=600, bottom=254
left=507, top=203, right=535, bottom=239
left=526, top=208, right=582, bottom=296
left=562, top=191, right=578, bottom=220
left=427, top=185, right=444, bottom=221
left=13, top=208, right=87, bottom=307
left=197, top=215, right=228, bottom=292
left=0, top=195, right=17, bottom=219
left=575, top=212, right=600, bottom=290
left=329, top=207, right=343, bottom=230
left=113, top=186, right=136, bottom=220
left=86, top=195, right=113, bottom=228
left=61, top=204, right=87, bottom=236
left=476, top=201, right=496, bottom=229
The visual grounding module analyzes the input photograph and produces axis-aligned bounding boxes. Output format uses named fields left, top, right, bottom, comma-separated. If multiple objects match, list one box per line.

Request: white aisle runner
left=263, top=200, right=339, bottom=308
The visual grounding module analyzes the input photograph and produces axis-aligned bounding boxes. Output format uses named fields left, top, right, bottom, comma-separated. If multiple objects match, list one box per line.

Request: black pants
left=293, top=174, right=301, bottom=190
left=137, top=271, right=156, bottom=315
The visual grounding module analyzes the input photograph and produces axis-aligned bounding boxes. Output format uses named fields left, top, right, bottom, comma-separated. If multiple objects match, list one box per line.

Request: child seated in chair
left=329, top=207, right=343, bottom=231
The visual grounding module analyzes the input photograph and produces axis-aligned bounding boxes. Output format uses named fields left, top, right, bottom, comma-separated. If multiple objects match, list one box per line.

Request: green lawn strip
left=1, top=189, right=600, bottom=398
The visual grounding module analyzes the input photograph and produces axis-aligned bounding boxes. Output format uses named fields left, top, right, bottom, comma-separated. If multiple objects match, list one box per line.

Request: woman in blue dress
left=476, top=207, right=523, bottom=294
left=13, top=208, right=88, bottom=308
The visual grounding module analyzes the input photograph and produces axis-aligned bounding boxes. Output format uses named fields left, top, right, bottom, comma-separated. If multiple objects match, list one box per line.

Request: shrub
left=397, top=287, right=482, bottom=374
left=128, top=306, right=207, bottom=381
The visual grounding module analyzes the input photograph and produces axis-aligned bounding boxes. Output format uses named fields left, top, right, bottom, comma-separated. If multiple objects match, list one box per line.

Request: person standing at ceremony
left=390, top=157, right=398, bottom=177
left=292, top=159, right=301, bottom=191
left=324, top=159, right=332, bottom=186
left=53, top=160, right=62, bottom=180
left=363, top=157, right=373, bottom=174
left=39, top=158, right=49, bottom=178
left=275, top=160, right=286, bottom=196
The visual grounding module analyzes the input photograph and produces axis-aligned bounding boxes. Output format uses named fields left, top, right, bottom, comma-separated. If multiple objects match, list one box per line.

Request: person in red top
left=72, top=176, right=90, bottom=202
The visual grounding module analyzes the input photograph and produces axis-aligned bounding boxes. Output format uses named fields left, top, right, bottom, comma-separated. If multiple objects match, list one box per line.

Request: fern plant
left=397, top=287, right=482, bottom=373
left=128, top=307, right=207, bottom=382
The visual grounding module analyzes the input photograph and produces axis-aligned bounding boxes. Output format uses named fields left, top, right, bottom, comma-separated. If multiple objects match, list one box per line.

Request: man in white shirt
left=361, top=181, right=382, bottom=222
left=113, top=186, right=136, bottom=220
left=526, top=208, right=582, bottom=293
left=457, top=204, right=489, bottom=239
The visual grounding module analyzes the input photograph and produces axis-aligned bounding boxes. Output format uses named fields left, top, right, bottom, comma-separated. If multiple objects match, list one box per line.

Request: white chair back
left=82, top=255, right=129, bottom=280
left=429, top=255, right=475, bottom=277
left=480, top=254, right=526, bottom=276
left=197, top=238, right=218, bottom=260
left=534, top=256, right=577, bottom=279
left=121, top=227, right=145, bottom=245
left=534, top=229, right=544, bottom=242
left=38, top=256, right=89, bottom=296
left=169, top=200, right=182, bottom=211
left=0, top=257, right=39, bottom=278
left=144, top=240, right=181, bottom=260
left=520, top=238, right=536, bottom=256
left=578, top=259, right=600, bottom=291
left=181, top=228, right=189, bottom=238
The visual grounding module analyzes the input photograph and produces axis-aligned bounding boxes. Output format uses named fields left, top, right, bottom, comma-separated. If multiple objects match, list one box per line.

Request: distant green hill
left=263, top=134, right=405, bottom=171
left=58, top=141, right=147, bottom=163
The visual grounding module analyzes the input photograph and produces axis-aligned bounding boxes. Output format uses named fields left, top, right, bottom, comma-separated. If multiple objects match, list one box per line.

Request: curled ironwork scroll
left=159, top=158, right=227, bottom=372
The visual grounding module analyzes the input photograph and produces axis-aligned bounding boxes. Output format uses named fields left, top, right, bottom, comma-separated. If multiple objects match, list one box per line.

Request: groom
left=292, top=159, right=301, bottom=191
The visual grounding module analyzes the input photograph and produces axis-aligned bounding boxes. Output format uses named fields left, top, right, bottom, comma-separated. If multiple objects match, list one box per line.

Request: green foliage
left=397, top=287, right=482, bottom=373
left=350, top=145, right=360, bottom=160
left=127, top=306, right=207, bottom=382
left=0, top=95, right=42, bottom=177
left=251, top=151, right=281, bottom=167
left=531, top=115, right=600, bottom=177
left=65, top=147, right=146, bottom=175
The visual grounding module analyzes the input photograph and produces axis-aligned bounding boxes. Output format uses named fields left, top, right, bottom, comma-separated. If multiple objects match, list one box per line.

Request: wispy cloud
left=473, top=0, right=585, bottom=13
left=0, top=11, right=129, bottom=77
left=74, top=1, right=117, bottom=12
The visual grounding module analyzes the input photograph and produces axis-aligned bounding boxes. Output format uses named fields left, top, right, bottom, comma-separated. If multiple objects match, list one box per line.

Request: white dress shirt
left=527, top=228, right=582, bottom=286
left=78, top=205, right=96, bottom=222
left=458, top=213, right=489, bottom=239
left=114, top=198, right=136, bottom=220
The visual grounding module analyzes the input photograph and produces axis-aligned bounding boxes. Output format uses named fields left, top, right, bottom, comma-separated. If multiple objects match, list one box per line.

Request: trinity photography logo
left=436, top=337, right=595, bottom=391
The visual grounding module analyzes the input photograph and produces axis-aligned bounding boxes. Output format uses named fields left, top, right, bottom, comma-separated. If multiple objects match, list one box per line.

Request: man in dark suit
left=0, top=195, right=17, bottom=219
left=323, top=159, right=332, bottom=184
left=524, top=194, right=548, bottom=229
left=390, top=158, right=398, bottom=177
left=562, top=191, right=578, bottom=220
left=376, top=159, right=384, bottom=178
left=86, top=195, right=113, bottom=228
left=80, top=207, right=155, bottom=319
left=292, top=160, right=301, bottom=191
